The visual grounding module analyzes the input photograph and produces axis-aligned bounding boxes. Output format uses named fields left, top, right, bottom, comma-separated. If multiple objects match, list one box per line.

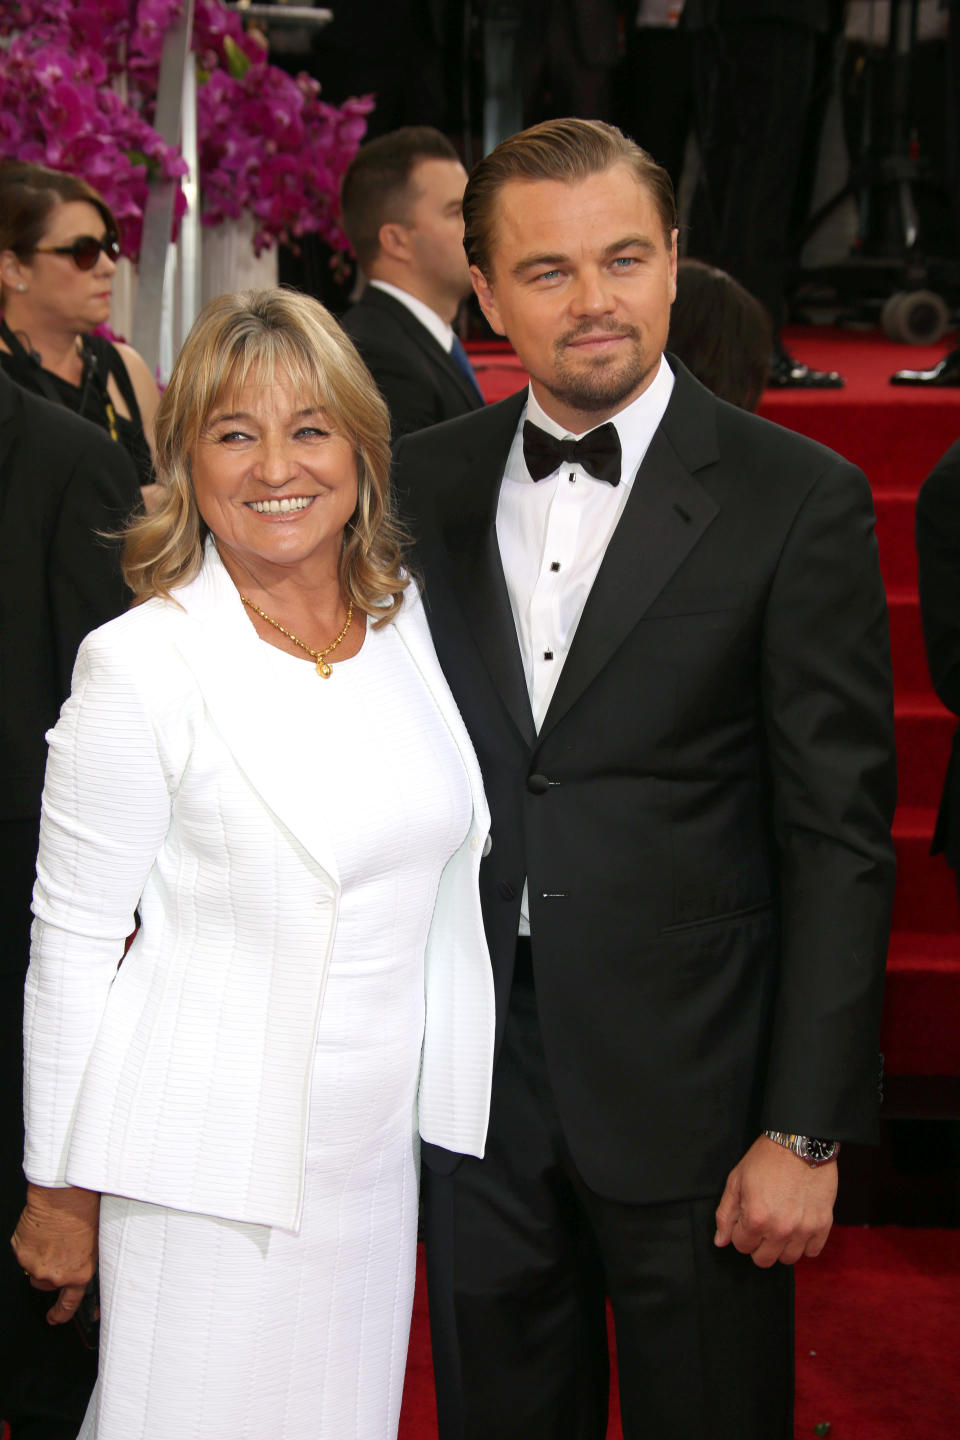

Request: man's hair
left=463, top=118, right=677, bottom=278
left=341, top=126, right=461, bottom=271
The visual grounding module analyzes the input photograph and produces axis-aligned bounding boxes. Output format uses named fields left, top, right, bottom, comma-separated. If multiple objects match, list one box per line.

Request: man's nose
left=569, top=269, right=615, bottom=317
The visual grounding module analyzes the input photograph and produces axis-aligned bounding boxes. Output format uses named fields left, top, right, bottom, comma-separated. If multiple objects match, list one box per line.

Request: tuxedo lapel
left=411, top=330, right=484, bottom=411
left=365, top=288, right=483, bottom=411
left=539, top=364, right=720, bottom=741
left=434, top=394, right=536, bottom=748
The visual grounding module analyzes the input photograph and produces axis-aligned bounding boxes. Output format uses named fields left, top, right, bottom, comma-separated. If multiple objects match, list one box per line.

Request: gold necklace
left=240, top=595, right=354, bottom=678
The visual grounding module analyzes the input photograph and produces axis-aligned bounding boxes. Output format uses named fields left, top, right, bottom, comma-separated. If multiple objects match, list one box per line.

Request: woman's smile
left=245, top=495, right=317, bottom=514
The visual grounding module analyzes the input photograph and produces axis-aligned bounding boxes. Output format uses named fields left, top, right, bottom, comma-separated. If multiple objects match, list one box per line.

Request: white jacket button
left=470, top=834, right=479, bottom=851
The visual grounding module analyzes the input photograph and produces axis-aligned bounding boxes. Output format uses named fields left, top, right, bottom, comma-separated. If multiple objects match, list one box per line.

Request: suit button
left=527, top=773, right=550, bottom=794
left=498, top=881, right=515, bottom=900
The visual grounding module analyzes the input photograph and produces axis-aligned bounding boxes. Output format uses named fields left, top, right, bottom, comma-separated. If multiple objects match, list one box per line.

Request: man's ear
left=470, top=265, right=506, bottom=337
left=377, top=221, right=412, bottom=264
left=667, top=228, right=679, bottom=304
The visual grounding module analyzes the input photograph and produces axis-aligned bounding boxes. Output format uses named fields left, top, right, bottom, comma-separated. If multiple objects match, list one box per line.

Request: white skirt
left=79, top=1095, right=419, bottom=1440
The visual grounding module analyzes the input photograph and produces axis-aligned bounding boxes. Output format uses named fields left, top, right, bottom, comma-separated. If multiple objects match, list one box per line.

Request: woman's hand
left=11, top=1182, right=100, bottom=1324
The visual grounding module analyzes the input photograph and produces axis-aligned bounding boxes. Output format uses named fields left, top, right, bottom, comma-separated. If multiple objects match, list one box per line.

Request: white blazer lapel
left=392, top=584, right=491, bottom=839
left=170, top=543, right=342, bottom=884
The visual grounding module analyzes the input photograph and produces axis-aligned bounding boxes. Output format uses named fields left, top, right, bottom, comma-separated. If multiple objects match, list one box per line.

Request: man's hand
left=11, top=1182, right=100, bottom=1324
left=714, top=1134, right=837, bottom=1267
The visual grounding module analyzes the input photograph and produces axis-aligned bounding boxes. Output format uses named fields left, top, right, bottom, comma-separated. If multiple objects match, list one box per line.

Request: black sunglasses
left=33, top=233, right=121, bottom=270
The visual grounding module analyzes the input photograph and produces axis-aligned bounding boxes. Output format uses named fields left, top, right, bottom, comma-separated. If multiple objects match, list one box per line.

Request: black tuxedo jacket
left=916, top=437, right=960, bottom=866
left=341, top=287, right=484, bottom=442
left=0, top=371, right=134, bottom=823
left=395, top=359, right=896, bottom=1205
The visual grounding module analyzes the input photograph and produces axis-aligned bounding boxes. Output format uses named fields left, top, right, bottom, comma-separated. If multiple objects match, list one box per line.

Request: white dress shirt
left=495, top=354, right=675, bottom=932
left=368, top=279, right=455, bottom=353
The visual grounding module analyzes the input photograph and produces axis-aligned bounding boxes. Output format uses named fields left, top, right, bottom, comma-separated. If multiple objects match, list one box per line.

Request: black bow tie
left=522, top=420, right=621, bottom=486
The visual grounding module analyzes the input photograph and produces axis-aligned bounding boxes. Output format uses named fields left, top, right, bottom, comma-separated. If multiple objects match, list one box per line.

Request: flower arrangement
left=0, top=1, right=374, bottom=258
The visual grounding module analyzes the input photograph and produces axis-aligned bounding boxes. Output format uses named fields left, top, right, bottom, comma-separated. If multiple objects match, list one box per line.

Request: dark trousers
left=422, top=943, right=794, bottom=1440
left=614, top=25, right=694, bottom=197
left=689, top=20, right=818, bottom=331
left=0, top=819, right=98, bottom=1438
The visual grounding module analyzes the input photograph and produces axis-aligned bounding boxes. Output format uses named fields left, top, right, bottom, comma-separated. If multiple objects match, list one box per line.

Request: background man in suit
left=0, top=367, right=133, bottom=1437
left=340, top=127, right=484, bottom=441
left=393, top=119, right=897, bottom=1440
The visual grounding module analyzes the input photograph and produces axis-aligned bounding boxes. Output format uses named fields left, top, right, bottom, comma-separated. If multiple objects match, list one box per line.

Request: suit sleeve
left=916, top=440, right=960, bottom=715
left=23, top=630, right=174, bottom=1185
left=759, top=458, right=896, bottom=1143
left=47, top=431, right=136, bottom=696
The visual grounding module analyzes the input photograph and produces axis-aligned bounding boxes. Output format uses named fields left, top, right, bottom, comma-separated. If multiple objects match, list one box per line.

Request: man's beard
left=544, top=321, right=657, bottom=415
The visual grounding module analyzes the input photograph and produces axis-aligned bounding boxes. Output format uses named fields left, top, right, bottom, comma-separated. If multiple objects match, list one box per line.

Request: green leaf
left=126, top=149, right=157, bottom=176
left=223, top=36, right=251, bottom=80
left=813, top=1424, right=831, bottom=1437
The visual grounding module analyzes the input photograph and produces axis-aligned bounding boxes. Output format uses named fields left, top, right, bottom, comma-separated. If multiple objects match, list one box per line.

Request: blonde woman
left=14, top=289, right=494, bottom=1440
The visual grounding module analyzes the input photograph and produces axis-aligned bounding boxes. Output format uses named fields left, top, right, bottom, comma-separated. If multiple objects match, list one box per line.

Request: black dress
left=0, top=324, right=152, bottom=497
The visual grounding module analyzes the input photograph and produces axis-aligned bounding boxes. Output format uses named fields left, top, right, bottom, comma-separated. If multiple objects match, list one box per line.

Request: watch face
left=804, top=1137, right=837, bottom=1163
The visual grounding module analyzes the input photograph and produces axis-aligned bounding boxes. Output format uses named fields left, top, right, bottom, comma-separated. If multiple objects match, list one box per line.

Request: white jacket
left=23, top=543, right=495, bottom=1231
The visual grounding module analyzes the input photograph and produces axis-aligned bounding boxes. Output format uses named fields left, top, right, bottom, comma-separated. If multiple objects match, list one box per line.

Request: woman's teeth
left=247, top=496, right=314, bottom=514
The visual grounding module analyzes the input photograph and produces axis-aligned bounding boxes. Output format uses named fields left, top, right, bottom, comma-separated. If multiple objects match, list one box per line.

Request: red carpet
left=399, top=1228, right=960, bottom=1438
left=793, top=1225, right=960, bottom=1440
left=470, top=325, right=960, bottom=1080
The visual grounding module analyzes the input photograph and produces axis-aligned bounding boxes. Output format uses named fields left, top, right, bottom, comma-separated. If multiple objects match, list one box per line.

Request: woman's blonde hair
left=123, top=287, right=408, bottom=623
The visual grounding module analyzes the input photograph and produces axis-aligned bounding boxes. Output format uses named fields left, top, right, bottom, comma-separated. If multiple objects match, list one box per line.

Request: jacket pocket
left=659, top=899, right=774, bottom=935
left=642, top=585, right=746, bottom=619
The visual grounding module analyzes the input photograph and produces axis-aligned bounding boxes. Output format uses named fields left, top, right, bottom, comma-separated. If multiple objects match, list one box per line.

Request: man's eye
left=612, top=256, right=638, bottom=268
left=534, top=269, right=561, bottom=282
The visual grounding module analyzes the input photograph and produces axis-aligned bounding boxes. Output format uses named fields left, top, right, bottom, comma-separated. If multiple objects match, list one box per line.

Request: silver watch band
left=763, top=1131, right=840, bottom=1166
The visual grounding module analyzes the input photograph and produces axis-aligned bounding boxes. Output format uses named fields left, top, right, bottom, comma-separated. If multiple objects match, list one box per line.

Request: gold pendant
left=317, top=659, right=333, bottom=678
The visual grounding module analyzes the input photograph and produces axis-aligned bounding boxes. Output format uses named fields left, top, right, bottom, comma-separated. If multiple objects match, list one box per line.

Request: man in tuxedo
left=340, top=127, right=484, bottom=440
left=0, top=368, right=133, bottom=1436
left=393, top=119, right=896, bottom=1440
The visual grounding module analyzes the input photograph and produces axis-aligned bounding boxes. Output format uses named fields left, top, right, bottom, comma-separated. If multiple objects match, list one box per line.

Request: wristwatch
left=764, top=1131, right=840, bottom=1167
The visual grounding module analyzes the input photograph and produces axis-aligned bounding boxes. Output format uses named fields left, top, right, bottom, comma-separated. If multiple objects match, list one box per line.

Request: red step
left=891, top=806, right=957, bottom=933
left=894, top=696, right=954, bottom=809
left=874, top=490, right=920, bottom=592
left=888, top=590, right=934, bottom=695
left=883, top=932, right=960, bottom=1075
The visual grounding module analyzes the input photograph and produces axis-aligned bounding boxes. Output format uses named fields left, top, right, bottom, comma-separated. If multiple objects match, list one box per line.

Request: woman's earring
left=17, top=283, right=26, bottom=293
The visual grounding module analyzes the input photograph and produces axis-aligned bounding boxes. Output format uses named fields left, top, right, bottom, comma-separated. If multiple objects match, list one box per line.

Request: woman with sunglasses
left=0, top=162, right=159, bottom=505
